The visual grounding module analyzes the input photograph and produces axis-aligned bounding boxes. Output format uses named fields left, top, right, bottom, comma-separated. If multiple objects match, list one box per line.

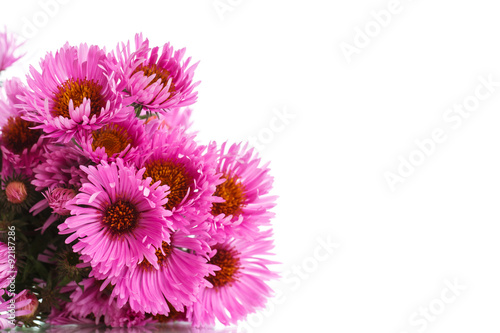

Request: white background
left=2, top=0, right=500, bottom=332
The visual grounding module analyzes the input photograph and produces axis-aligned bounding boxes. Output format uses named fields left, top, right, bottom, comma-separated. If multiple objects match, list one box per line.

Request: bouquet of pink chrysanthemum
left=0, top=30, right=278, bottom=329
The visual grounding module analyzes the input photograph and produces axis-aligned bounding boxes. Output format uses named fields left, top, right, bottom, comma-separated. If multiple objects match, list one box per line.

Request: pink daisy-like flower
left=96, top=226, right=216, bottom=316
left=31, top=142, right=90, bottom=191
left=0, top=29, right=24, bottom=72
left=0, top=79, right=46, bottom=174
left=76, top=111, right=147, bottom=164
left=58, top=158, right=171, bottom=279
left=21, top=43, right=131, bottom=143
left=48, top=278, right=152, bottom=328
left=189, top=229, right=278, bottom=326
left=208, top=142, right=277, bottom=242
left=135, top=124, right=221, bottom=231
left=115, top=33, right=199, bottom=112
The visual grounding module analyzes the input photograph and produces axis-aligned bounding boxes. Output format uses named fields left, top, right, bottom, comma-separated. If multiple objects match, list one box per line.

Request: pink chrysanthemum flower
left=135, top=124, right=221, bottom=231
left=0, top=79, right=46, bottom=174
left=208, top=142, right=277, bottom=242
left=0, top=29, right=24, bottom=72
left=0, top=290, right=34, bottom=330
left=48, top=278, right=152, bottom=328
left=189, top=229, right=278, bottom=326
left=58, top=159, right=171, bottom=278
left=76, top=111, right=147, bottom=163
left=31, top=142, right=89, bottom=191
left=115, top=33, right=199, bottom=112
left=21, top=43, right=131, bottom=143
left=95, top=226, right=216, bottom=316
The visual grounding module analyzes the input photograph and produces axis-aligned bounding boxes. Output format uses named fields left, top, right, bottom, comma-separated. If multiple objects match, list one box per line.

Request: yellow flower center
left=143, top=159, right=191, bottom=211
left=91, top=123, right=133, bottom=155
left=53, top=78, right=104, bottom=118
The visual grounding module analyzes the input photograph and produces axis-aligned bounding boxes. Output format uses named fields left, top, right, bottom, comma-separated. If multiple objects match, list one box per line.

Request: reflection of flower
left=0, top=29, right=23, bottom=72
left=48, top=278, right=152, bottom=328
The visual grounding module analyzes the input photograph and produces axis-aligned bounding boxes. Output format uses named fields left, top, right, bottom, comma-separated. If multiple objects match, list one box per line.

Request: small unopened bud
left=17, top=290, right=39, bottom=321
left=5, top=181, right=27, bottom=204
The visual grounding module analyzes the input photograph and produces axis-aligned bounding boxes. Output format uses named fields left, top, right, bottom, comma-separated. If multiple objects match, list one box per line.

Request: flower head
left=115, top=33, right=199, bottom=113
left=76, top=112, right=147, bottom=163
left=58, top=159, right=171, bottom=278
left=135, top=124, right=220, bottom=231
left=21, top=43, right=131, bottom=142
left=208, top=142, right=277, bottom=241
left=31, top=142, right=90, bottom=191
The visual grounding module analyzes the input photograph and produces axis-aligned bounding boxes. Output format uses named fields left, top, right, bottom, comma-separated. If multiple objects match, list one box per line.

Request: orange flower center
left=91, top=123, right=133, bottom=156
left=102, top=199, right=138, bottom=235
left=53, top=78, right=104, bottom=118
left=1, top=116, right=43, bottom=154
left=139, top=241, right=172, bottom=270
left=143, top=159, right=190, bottom=211
left=211, top=174, right=246, bottom=217
left=206, top=247, right=240, bottom=289
left=132, top=63, right=176, bottom=94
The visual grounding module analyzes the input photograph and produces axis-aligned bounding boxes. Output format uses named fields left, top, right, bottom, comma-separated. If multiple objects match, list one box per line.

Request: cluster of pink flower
left=0, top=31, right=278, bottom=329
